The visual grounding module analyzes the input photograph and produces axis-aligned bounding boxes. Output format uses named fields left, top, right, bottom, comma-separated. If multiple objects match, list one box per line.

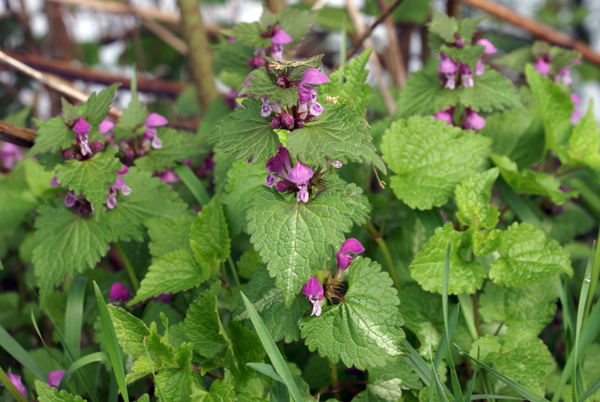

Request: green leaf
left=460, top=69, right=524, bottom=113
left=134, top=129, right=199, bottom=173
left=225, top=321, right=266, bottom=388
left=190, top=196, right=230, bottom=269
left=441, top=45, right=484, bottom=72
left=455, top=168, right=500, bottom=230
left=410, top=224, right=486, bottom=294
left=300, top=258, right=405, bottom=370
left=36, top=381, right=87, bottom=402
left=185, top=282, right=229, bottom=359
left=568, top=100, right=600, bottom=171
left=130, top=250, right=210, bottom=305
left=84, top=83, right=120, bottom=126
left=0, top=164, right=39, bottom=236
left=396, top=71, right=459, bottom=118
left=525, top=64, right=573, bottom=160
left=358, top=359, right=423, bottom=402
left=222, top=160, right=265, bottom=237
left=241, top=68, right=300, bottom=107
left=191, top=379, right=236, bottom=402
left=27, top=116, right=73, bottom=157
left=119, top=76, right=148, bottom=131
left=237, top=248, right=263, bottom=280
left=154, top=343, right=194, bottom=402
left=457, top=17, right=484, bottom=43
left=381, top=117, right=491, bottom=210
left=324, top=49, right=374, bottom=112
left=55, top=147, right=122, bottom=212
left=221, top=22, right=271, bottom=49
left=246, top=184, right=365, bottom=308
left=203, top=98, right=279, bottom=164
left=105, top=167, right=189, bottom=242
left=146, top=216, right=195, bottom=260
left=33, top=202, right=113, bottom=303
left=232, top=267, right=309, bottom=342
left=274, top=9, right=317, bottom=44
left=479, top=278, right=559, bottom=339
left=286, top=103, right=385, bottom=172
left=428, top=8, right=458, bottom=43
left=491, top=154, right=576, bottom=205
left=489, top=223, right=573, bottom=287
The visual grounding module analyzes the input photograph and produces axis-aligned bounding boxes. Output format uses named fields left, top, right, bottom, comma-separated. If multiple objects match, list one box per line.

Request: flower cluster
left=264, top=144, right=319, bottom=203
left=60, top=117, right=105, bottom=161
left=247, top=26, right=292, bottom=69
left=438, top=38, right=496, bottom=90
left=0, top=142, right=22, bottom=172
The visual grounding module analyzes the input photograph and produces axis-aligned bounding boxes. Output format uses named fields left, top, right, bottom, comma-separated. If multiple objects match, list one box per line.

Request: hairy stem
left=115, top=242, right=140, bottom=291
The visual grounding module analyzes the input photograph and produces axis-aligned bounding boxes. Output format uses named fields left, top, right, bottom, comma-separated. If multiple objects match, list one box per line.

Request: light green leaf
left=221, top=22, right=271, bottom=49
left=286, top=104, right=385, bottom=172
left=381, top=116, right=491, bottom=210
left=237, top=248, right=263, bottom=280
left=360, top=358, right=423, bottom=402
left=146, top=216, right=195, bottom=260
left=84, top=83, right=120, bottom=126
left=410, top=224, right=486, bottom=294
left=273, top=9, right=317, bottom=44
left=457, top=17, right=484, bottom=43
left=299, top=258, right=405, bottom=370
left=119, top=78, right=148, bottom=131
left=489, top=223, right=572, bottom=287
left=190, top=196, right=230, bottom=268
left=468, top=334, right=502, bottom=363
left=324, top=49, right=373, bottom=112
left=428, top=8, right=458, bottom=43
left=26, top=116, right=73, bottom=157
left=460, top=69, right=524, bottom=113
left=191, top=379, right=236, bottom=402
left=225, top=320, right=266, bottom=388
left=154, top=343, right=194, bottom=402
left=134, top=128, right=198, bottom=173
left=222, top=160, right=265, bottom=237
left=441, top=45, right=484, bottom=72
left=568, top=100, right=600, bottom=171
left=396, top=71, right=459, bottom=118
left=36, top=381, right=87, bottom=402
left=241, top=68, right=300, bottom=107
left=455, top=168, right=500, bottom=230
left=0, top=164, right=39, bottom=236
left=55, top=147, right=122, bottom=212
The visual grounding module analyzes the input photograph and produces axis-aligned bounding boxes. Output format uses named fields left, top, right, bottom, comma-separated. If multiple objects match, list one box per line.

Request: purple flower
left=270, top=27, right=292, bottom=59
left=439, top=55, right=458, bottom=89
left=65, top=190, right=78, bottom=208
left=50, top=176, right=60, bottom=186
left=155, top=169, right=180, bottom=183
left=1, top=142, right=23, bottom=171
left=298, top=69, right=329, bottom=118
left=154, top=293, right=172, bottom=304
left=337, top=238, right=365, bottom=271
left=534, top=58, right=551, bottom=76
left=555, top=66, right=572, bottom=86
left=287, top=161, right=313, bottom=203
left=282, top=113, right=294, bottom=128
left=434, top=108, right=454, bottom=125
left=110, top=282, right=130, bottom=302
left=465, top=109, right=486, bottom=131
left=99, top=120, right=115, bottom=134
left=1, top=373, right=26, bottom=398
left=143, top=113, right=168, bottom=149
left=476, top=39, right=497, bottom=54
left=74, top=118, right=92, bottom=156
left=327, top=158, right=342, bottom=168
left=475, top=59, right=485, bottom=76
left=265, top=144, right=292, bottom=188
left=260, top=97, right=272, bottom=117
left=571, top=93, right=582, bottom=124
left=106, top=165, right=132, bottom=209
left=302, top=276, right=324, bottom=317
left=48, top=370, right=68, bottom=388
left=461, top=64, right=474, bottom=88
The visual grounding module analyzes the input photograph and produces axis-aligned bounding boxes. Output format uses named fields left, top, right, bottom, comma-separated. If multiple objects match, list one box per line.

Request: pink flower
left=155, top=169, right=180, bottom=183
left=476, top=39, right=497, bottom=54
left=465, top=109, right=486, bottom=131
left=534, top=58, right=551, bottom=76
left=434, top=108, right=454, bottom=125
left=106, top=165, right=132, bottom=209
left=1, top=372, right=26, bottom=398
left=555, top=66, right=572, bottom=86
left=73, top=118, right=92, bottom=156
left=143, top=113, right=168, bottom=149
left=461, top=64, right=474, bottom=88
left=287, top=161, right=313, bottom=203
left=110, top=283, right=130, bottom=302
left=571, top=93, right=582, bottom=124
left=270, top=27, right=292, bottom=59
left=265, top=144, right=292, bottom=188
left=439, top=55, right=458, bottom=89
left=302, top=277, right=324, bottom=317
left=1, top=142, right=23, bottom=171
left=99, top=120, right=115, bottom=134
left=336, top=238, right=365, bottom=271
left=298, top=69, right=329, bottom=117
left=48, top=370, right=68, bottom=388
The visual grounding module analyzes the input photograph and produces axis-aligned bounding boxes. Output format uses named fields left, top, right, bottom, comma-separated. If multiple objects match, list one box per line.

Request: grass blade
left=93, top=281, right=129, bottom=402
left=59, top=352, right=109, bottom=390
left=65, top=276, right=88, bottom=361
left=0, top=323, right=48, bottom=381
left=470, top=396, right=524, bottom=400
left=247, top=363, right=284, bottom=383
left=458, top=345, right=551, bottom=402
left=0, top=365, right=28, bottom=402
left=173, top=163, right=210, bottom=206
left=584, top=228, right=600, bottom=322
left=402, top=339, right=453, bottom=396
left=458, top=293, right=478, bottom=341
left=432, top=362, right=451, bottom=402
left=465, top=366, right=479, bottom=402
left=240, top=292, right=303, bottom=402
left=433, top=304, right=460, bottom=371
left=580, top=373, right=600, bottom=402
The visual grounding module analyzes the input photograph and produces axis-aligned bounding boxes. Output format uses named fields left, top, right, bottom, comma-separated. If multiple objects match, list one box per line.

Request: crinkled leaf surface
left=84, top=83, right=120, bottom=126
left=190, top=196, right=230, bottom=268
left=323, top=49, right=373, bottom=112
left=300, top=258, right=405, bottom=370
left=27, top=116, right=74, bottom=157
left=241, top=68, right=300, bottom=108
left=568, top=101, right=600, bottom=171
left=355, top=358, right=423, bottom=402
left=36, top=381, right=87, bottom=402
left=154, top=343, right=194, bottom=402
left=134, top=128, right=198, bottom=173
left=460, top=69, right=524, bottom=113
left=455, top=168, right=500, bottom=230
left=441, top=44, right=484, bottom=72
left=145, top=215, right=195, bottom=260
left=224, top=321, right=266, bottom=388
left=381, top=117, right=491, bottom=210
left=396, top=71, right=459, bottom=118
left=191, top=379, right=236, bottom=402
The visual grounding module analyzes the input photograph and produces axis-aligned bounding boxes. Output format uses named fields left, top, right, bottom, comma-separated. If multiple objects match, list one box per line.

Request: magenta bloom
left=534, top=58, right=551, bottom=76
left=439, top=55, right=458, bottom=89
left=1, top=142, right=23, bottom=171
left=571, top=93, right=582, bottom=124
left=270, top=27, right=292, bottom=59
left=434, top=108, right=454, bottom=125
left=465, top=109, right=486, bottom=131
left=461, top=64, right=474, bottom=88
left=298, top=69, right=329, bottom=118
left=110, top=282, right=130, bottom=302
left=337, top=238, right=365, bottom=271
left=327, top=158, right=342, bottom=168
left=288, top=161, right=313, bottom=203
left=143, top=113, right=168, bottom=149
left=265, top=144, right=292, bottom=188
left=302, top=276, right=324, bottom=317
left=48, top=370, right=68, bottom=388
left=155, top=169, right=180, bottom=183
left=1, top=373, right=26, bottom=398
left=99, top=119, right=115, bottom=134
left=73, top=118, right=92, bottom=156
left=106, top=164, right=132, bottom=209
left=555, top=67, right=572, bottom=86
left=476, top=39, right=497, bottom=54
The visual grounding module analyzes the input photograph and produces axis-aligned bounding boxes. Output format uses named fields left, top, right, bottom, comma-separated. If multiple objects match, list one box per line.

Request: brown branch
left=0, top=121, right=36, bottom=148
left=142, top=18, right=189, bottom=55
left=457, top=0, right=600, bottom=67
left=376, top=0, right=406, bottom=87
left=346, top=0, right=405, bottom=59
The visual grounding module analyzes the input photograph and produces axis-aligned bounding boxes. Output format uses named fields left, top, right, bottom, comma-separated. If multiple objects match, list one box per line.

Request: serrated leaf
left=203, top=98, right=279, bottom=164
left=134, top=128, right=199, bottom=173
left=246, top=184, right=365, bottom=308
left=300, top=258, right=405, bottom=370
left=441, top=45, right=484, bottom=72
left=479, top=278, right=559, bottom=339
left=27, top=116, right=73, bottom=157
left=190, top=196, right=230, bottom=268
left=222, top=22, right=271, bottom=49
left=222, top=160, right=265, bottom=237
left=410, top=224, right=486, bottom=295
left=233, top=268, right=309, bottom=342
left=105, top=167, right=189, bottom=242
left=568, top=100, right=600, bottom=171
left=324, top=49, right=373, bottom=112
left=455, top=168, right=500, bottom=230
left=457, top=17, right=484, bottom=43
left=130, top=250, right=210, bottom=305
left=84, top=83, right=120, bottom=126
left=381, top=116, right=491, bottom=210
left=396, top=71, right=460, bottom=118
left=286, top=104, right=386, bottom=172
left=61, top=98, right=82, bottom=125
left=119, top=81, right=148, bottom=130
left=36, top=381, right=87, bottom=402
left=191, top=379, right=236, bottom=402
left=146, top=216, right=195, bottom=260
left=0, top=164, right=39, bottom=236
left=154, top=343, right=194, bottom=402
left=460, top=69, right=524, bottom=113
left=275, top=9, right=317, bottom=44
left=361, top=358, right=423, bottom=402
left=33, top=202, right=113, bottom=303
left=241, top=68, right=300, bottom=107
left=225, top=320, right=266, bottom=388
left=428, top=8, right=458, bottom=43
left=489, top=223, right=572, bottom=287
left=185, top=282, right=229, bottom=359
left=55, top=147, right=122, bottom=212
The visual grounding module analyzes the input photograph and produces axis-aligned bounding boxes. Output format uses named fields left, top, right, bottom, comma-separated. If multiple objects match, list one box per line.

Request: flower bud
left=276, top=77, right=286, bottom=88
left=91, top=141, right=104, bottom=153
left=282, top=113, right=294, bottom=129
left=271, top=117, right=283, bottom=129
left=247, top=58, right=256, bottom=68
left=63, top=149, right=76, bottom=159
left=75, top=153, right=83, bottom=161
left=253, top=57, right=266, bottom=67
left=276, top=180, right=290, bottom=192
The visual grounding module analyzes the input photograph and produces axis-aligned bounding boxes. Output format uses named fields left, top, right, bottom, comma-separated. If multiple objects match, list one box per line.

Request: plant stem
left=115, top=242, right=140, bottom=291
left=326, top=357, right=340, bottom=400
left=379, top=192, right=393, bottom=235
left=375, top=236, right=401, bottom=291
left=471, top=293, right=482, bottom=337
left=227, top=255, right=240, bottom=287
left=584, top=234, right=600, bottom=324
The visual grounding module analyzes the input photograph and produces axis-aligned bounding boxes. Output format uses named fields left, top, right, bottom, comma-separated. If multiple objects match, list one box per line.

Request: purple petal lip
left=117, top=164, right=129, bottom=175
left=48, top=370, right=67, bottom=388
left=340, top=238, right=365, bottom=254
left=109, top=283, right=130, bottom=302
left=287, top=161, right=313, bottom=184
left=434, top=109, right=453, bottom=125
left=99, top=119, right=115, bottom=134
left=271, top=28, right=292, bottom=45
left=73, top=118, right=91, bottom=134
left=439, top=56, right=458, bottom=74
left=475, top=39, right=497, bottom=54
left=145, top=113, right=168, bottom=127
left=2, top=373, right=27, bottom=398
left=571, top=93, right=581, bottom=105
left=534, top=58, right=551, bottom=76
left=302, top=68, right=330, bottom=85
left=302, top=276, right=324, bottom=299
left=465, top=110, right=486, bottom=130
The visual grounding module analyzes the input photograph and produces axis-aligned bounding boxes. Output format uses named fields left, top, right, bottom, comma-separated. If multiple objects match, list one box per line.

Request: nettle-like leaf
left=300, top=258, right=405, bottom=370
left=224, top=320, right=266, bottom=388
left=354, top=358, right=423, bottom=402
left=105, top=167, right=189, bottom=242
left=84, top=83, right=120, bottom=126
left=221, top=160, right=265, bottom=238
left=27, top=116, right=74, bottom=157
left=568, top=101, right=600, bottom=171
left=119, top=82, right=148, bottom=131
left=237, top=248, right=262, bottom=280
left=396, top=71, right=459, bottom=117
left=36, top=381, right=87, bottom=402
left=286, top=103, right=386, bottom=172
left=410, top=224, right=486, bottom=294
left=232, top=267, right=309, bottom=342
left=203, top=98, right=279, bottom=164
left=154, top=343, right=195, bottom=402
left=241, top=67, right=300, bottom=107
left=33, top=201, right=113, bottom=303
left=479, top=277, right=559, bottom=339
left=428, top=8, right=458, bottom=44
left=55, top=147, right=122, bottom=212
left=489, top=223, right=572, bottom=287
left=492, top=154, right=576, bottom=205
left=0, top=164, right=39, bottom=236
left=190, top=196, right=231, bottom=268
left=191, top=379, right=236, bottom=402
left=441, top=44, right=484, bottom=72
left=134, top=128, right=198, bottom=173
left=265, top=55, right=324, bottom=83
left=146, top=216, right=195, bottom=261
left=525, top=64, right=573, bottom=160
left=246, top=181, right=370, bottom=308
left=221, top=22, right=271, bottom=49
left=271, top=8, right=317, bottom=44
left=455, top=168, right=500, bottom=230
left=323, top=49, right=373, bottom=112
left=381, top=116, right=491, bottom=210
left=460, top=69, right=524, bottom=113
